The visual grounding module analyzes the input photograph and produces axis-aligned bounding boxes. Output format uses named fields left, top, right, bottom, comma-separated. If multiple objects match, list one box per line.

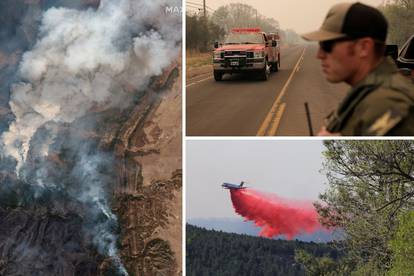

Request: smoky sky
left=194, top=0, right=384, bottom=33
left=186, top=140, right=328, bottom=219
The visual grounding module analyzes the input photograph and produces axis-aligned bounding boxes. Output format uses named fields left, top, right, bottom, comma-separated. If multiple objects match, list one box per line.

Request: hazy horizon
left=187, top=0, right=385, bottom=33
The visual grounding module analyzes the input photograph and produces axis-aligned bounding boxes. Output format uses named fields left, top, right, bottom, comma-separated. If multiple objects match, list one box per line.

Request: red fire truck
left=213, top=28, right=281, bottom=81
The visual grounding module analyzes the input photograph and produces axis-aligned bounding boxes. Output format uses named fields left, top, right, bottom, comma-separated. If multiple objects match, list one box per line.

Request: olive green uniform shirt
left=326, top=58, right=414, bottom=136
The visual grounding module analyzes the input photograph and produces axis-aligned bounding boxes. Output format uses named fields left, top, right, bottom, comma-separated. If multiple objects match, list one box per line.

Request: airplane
left=222, top=181, right=247, bottom=190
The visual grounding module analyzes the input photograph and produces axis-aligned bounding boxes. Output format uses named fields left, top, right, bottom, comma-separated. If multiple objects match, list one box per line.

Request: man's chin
left=324, top=74, right=342, bottom=83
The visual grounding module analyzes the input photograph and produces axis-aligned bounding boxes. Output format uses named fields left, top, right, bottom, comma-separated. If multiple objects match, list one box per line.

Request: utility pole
left=203, top=0, right=206, bottom=18
left=256, top=9, right=258, bottom=25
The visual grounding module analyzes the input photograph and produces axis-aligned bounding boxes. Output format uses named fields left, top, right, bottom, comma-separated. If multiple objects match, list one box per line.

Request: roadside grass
left=186, top=50, right=211, bottom=69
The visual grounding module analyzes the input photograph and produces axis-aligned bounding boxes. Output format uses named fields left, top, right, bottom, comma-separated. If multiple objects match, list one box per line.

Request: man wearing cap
left=302, top=2, right=414, bottom=136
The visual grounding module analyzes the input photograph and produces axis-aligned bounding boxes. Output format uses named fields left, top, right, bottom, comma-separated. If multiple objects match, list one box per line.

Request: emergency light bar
left=231, top=28, right=262, bottom=33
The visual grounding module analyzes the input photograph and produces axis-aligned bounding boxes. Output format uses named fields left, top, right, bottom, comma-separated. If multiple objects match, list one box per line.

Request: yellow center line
left=268, top=102, right=287, bottom=135
left=256, top=47, right=306, bottom=136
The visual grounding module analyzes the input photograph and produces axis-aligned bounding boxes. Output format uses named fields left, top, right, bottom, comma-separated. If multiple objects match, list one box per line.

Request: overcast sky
left=189, top=0, right=385, bottom=33
left=186, top=140, right=328, bottom=219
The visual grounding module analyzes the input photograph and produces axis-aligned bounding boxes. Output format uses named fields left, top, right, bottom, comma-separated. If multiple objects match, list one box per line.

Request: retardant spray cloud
left=230, top=189, right=323, bottom=239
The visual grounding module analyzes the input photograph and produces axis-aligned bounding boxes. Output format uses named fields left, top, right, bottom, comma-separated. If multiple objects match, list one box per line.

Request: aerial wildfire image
left=0, top=0, right=182, bottom=275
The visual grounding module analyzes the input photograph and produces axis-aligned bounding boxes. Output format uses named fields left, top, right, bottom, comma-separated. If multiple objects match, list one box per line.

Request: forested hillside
left=186, top=224, right=340, bottom=276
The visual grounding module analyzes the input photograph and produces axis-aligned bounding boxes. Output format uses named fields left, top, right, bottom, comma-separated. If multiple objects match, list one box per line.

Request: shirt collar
left=352, top=57, right=398, bottom=89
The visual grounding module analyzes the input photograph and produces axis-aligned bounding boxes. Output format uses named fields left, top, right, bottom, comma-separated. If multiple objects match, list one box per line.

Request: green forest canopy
left=310, top=141, right=414, bottom=275
left=186, top=224, right=340, bottom=276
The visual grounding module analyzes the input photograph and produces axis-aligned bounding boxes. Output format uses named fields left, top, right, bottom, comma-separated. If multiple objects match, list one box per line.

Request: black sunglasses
left=319, top=37, right=355, bottom=53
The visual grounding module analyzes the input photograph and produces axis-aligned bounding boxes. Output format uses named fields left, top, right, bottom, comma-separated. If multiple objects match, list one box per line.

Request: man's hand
left=318, top=126, right=341, bottom=136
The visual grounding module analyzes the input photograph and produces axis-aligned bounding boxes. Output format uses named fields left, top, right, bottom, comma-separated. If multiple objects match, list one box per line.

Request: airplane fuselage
left=222, top=182, right=246, bottom=190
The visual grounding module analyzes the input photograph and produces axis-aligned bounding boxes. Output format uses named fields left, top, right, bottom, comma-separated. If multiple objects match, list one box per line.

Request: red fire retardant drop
left=230, top=189, right=323, bottom=239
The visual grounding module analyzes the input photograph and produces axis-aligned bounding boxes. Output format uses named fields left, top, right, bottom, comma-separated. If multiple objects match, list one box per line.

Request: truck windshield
left=224, top=33, right=264, bottom=44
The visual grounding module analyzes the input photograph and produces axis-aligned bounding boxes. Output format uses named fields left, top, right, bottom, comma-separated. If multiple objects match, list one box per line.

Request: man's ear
left=358, top=38, right=375, bottom=58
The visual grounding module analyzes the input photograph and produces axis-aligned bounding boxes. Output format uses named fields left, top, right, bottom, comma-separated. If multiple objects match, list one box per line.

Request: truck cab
left=213, top=28, right=281, bottom=81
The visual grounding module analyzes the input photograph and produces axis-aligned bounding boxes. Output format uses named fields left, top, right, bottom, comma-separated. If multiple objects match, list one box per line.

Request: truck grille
left=224, top=57, right=246, bottom=66
left=224, top=51, right=246, bottom=56
left=219, top=51, right=261, bottom=67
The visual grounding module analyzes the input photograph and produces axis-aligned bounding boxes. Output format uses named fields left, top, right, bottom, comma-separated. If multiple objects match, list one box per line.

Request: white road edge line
left=186, top=76, right=213, bottom=87
left=187, top=71, right=211, bottom=81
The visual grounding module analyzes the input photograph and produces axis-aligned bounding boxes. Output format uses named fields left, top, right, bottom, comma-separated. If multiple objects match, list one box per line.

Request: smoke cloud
left=2, top=0, right=180, bottom=172
left=230, top=189, right=324, bottom=239
left=0, top=0, right=181, bottom=274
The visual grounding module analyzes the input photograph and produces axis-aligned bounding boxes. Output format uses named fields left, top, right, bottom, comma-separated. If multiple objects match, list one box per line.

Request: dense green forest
left=186, top=224, right=341, bottom=276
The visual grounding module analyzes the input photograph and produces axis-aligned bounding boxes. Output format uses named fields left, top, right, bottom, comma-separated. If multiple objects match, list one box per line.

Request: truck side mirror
left=399, top=68, right=412, bottom=76
left=214, top=41, right=219, bottom=49
left=272, top=40, right=277, bottom=47
left=386, top=44, right=398, bottom=60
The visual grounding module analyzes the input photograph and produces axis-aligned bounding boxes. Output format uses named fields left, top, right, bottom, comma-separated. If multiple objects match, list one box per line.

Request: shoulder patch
left=368, top=109, right=403, bottom=136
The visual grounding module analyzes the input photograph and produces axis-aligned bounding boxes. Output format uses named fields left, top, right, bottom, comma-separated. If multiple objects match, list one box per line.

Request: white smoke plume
left=0, top=0, right=181, bottom=274
left=2, top=0, right=180, bottom=172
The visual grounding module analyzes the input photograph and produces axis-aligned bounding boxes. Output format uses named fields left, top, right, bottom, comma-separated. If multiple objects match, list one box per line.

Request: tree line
left=186, top=14, right=225, bottom=52
left=186, top=3, right=302, bottom=52
left=186, top=0, right=414, bottom=53
left=381, top=0, right=414, bottom=47
left=296, top=141, right=414, bottom=275
left=186, top=224, right=340, bottom=276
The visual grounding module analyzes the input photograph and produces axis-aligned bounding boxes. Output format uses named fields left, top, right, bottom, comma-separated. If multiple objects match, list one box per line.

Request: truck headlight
left=213, top=52, right=222, bottom=59
left=254, top=51, right=264, bottom=58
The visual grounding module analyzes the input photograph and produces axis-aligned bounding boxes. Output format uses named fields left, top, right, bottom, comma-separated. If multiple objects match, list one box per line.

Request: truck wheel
left=214, top=71, right=223, bottom=81
left=273, top=61, right=279, bottom=72
left=275, top=54, right=281, bottom=72
left=260, top=60, right=270, bottom=81
left=271, top=62, right=278, bottom=72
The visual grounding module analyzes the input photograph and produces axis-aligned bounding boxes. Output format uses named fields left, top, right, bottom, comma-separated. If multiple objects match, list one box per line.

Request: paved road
left=186, top=44, right=348, bottom=136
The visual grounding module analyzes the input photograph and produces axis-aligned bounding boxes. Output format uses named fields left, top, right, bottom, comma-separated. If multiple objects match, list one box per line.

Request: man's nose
left=317, top=47, right=326, bottom=60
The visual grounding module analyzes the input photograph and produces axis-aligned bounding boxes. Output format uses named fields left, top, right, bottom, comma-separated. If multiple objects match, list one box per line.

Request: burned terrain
left=0, top=0, right=182, bottom=275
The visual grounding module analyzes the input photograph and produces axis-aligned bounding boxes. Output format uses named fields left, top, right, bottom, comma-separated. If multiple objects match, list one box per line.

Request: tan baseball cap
left=302, top=2, right=388, bottom=42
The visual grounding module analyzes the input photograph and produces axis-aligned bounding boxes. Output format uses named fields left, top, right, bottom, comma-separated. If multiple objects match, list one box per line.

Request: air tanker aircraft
left=222, top=181, right=247, bottom=190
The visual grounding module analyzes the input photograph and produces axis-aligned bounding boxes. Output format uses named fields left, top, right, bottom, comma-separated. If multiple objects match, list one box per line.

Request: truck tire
left=273, top=61, right=279, bottom=72
left=275, top=54, right=281, bottom=72
left=271, top=62, right=278, bottom=72
left=214, top=71, right=223, bottom=81
left=260, top=60, right=270, bottom=81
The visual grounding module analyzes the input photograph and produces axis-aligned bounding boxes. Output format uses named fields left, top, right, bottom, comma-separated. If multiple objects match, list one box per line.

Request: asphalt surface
left=186, top=44, right=348, bottom=136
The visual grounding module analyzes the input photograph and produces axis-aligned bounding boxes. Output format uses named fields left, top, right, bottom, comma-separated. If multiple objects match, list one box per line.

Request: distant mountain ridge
left=188, top=217, right=336, bottom=242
